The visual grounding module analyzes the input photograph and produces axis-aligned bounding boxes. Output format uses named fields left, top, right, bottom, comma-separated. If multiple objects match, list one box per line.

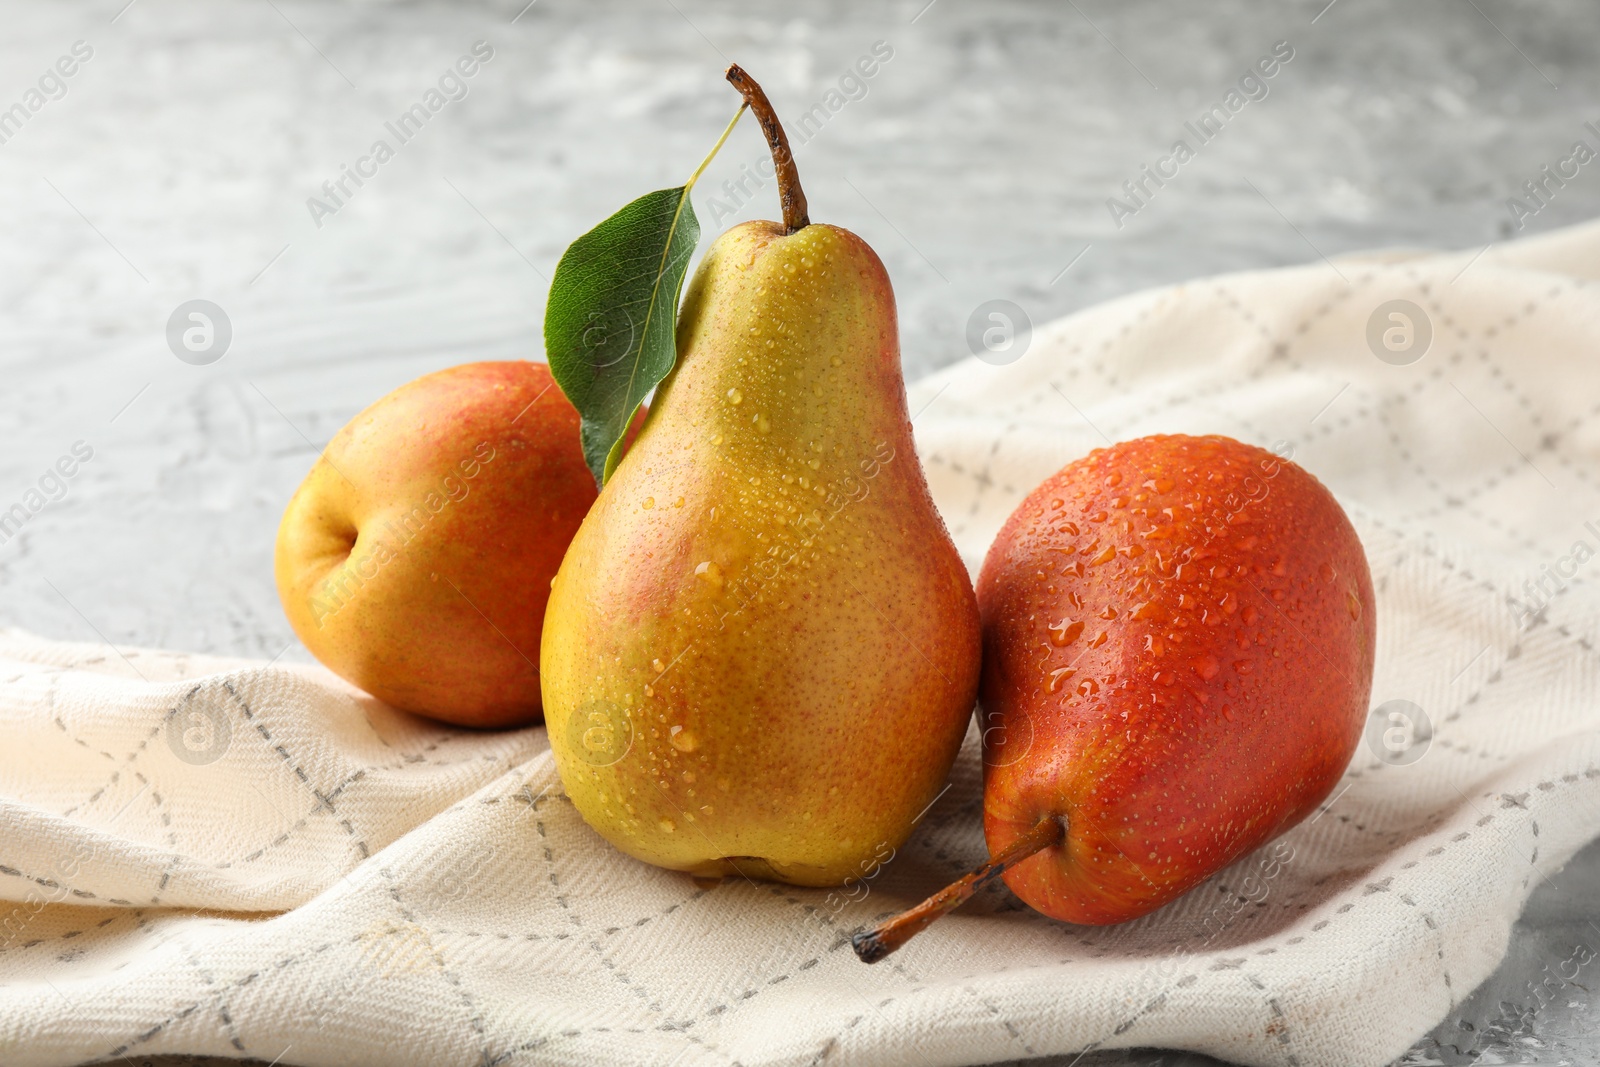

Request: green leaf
left=545, top=107, right=745, bottom=487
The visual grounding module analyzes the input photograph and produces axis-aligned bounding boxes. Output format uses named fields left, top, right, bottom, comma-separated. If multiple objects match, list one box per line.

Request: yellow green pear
left=541, top=67, right=980, bottom=887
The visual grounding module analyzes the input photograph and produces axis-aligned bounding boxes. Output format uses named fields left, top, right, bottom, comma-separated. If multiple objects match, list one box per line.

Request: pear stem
left=725, top=64, right=809, bottom=234
left=850, top=815, right=1065, bottom=964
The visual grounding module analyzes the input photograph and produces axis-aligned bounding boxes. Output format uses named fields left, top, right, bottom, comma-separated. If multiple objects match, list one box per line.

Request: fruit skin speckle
left=977, top=434, right=1376, bottom=925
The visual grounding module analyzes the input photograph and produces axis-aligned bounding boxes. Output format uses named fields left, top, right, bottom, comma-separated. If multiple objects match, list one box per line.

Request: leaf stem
left=850, top=815, right=1065, bottom=964
left=687, top=103, right=748, bottom=191
left=724, top=64, right=809, bottom=234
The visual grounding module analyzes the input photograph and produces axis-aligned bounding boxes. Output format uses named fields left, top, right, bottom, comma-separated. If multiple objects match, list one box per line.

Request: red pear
left=855, top=434, right=1375, bottom=960
left=275, top=362, right=635, bottom=728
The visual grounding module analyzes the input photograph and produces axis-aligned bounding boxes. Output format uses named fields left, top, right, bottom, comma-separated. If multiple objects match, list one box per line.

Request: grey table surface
left=2, top=0, right=1597, bottom=1063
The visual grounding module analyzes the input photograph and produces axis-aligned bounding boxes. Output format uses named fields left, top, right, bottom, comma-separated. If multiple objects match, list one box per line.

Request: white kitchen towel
left=4, top=220, right=1600, bottom=1067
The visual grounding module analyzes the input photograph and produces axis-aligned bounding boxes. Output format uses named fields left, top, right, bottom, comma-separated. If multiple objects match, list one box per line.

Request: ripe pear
left=541, top=68, right=980, bottom=887
left=275, top=361, right=615, bottom=728
left=855, top=434, right=1374, bottom=959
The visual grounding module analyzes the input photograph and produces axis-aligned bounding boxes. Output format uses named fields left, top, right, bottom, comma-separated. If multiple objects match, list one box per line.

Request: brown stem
left=851, top=815, right=1065, bottom=964
left=725, top=64, right=809, bottom=234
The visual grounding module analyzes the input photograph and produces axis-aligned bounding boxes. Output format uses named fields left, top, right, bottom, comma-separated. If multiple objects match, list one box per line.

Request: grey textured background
left=1, top=0, right=1597, bottom=1063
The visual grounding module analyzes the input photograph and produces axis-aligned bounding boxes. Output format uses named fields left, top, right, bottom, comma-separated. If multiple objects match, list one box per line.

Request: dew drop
left=651, top=658, right=666, bottom=673
left=670, top=726, right=698, bottom=752
left=658, top=817, right=676, bottom=833
left=1194, top=656, right=1220, bottom=681
left=726, top=388, right=743, bottom=405
left=1047, top=667, right=1076, bottom=693
left=1048, top=619, right=1085, bottom=646
left=695, top=561, right=724, bottom=587
left=642, top=497, right=655, bottom=510
left=757, top=415, right=771, bottom=434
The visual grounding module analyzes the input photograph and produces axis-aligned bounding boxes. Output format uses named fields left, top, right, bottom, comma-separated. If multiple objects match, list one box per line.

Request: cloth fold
left=4, top=220, right=1600, bottom=1067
